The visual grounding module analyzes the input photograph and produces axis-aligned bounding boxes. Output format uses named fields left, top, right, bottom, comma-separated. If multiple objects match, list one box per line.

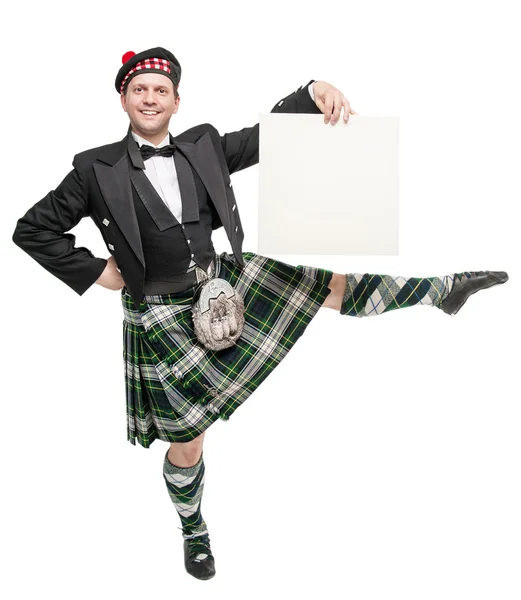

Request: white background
left=2, top=1, right=520, bottom=599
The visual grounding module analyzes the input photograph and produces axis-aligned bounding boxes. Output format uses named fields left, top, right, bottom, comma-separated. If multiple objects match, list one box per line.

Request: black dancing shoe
left=183, top=533, right=216, bottom=580
left=440, top=271, right=509, bottom=316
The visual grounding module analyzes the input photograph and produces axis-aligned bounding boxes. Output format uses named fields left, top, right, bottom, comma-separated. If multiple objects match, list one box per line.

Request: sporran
left=191, top=264, right=245, bottom=351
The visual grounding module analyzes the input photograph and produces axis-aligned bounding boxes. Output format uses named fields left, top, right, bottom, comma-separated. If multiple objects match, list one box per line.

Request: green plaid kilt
left=121, top=251, right=333, bottom=448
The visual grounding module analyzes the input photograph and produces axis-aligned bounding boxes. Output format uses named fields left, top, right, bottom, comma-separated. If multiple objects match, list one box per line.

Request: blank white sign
left=258, top=114, right=399, bottom=255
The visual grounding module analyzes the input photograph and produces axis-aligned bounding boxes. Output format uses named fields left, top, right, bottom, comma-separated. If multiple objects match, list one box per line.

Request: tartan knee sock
left=340, top=272, right=457, bottom=317
left=163, top=449, right=209, bottom=542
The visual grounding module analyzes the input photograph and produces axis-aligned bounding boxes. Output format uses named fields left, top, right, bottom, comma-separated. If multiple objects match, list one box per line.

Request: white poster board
left=258, top=114, right=399, bottom=255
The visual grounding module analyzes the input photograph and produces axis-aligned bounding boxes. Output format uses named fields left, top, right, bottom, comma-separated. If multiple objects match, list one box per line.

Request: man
left=12, top=47, right=508, bottom=581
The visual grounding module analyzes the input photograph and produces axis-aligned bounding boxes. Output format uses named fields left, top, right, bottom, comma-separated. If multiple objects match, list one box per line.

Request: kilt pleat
left=121, top=251, right=333, bottom=447
left=122, top=317, right=157, bottom=448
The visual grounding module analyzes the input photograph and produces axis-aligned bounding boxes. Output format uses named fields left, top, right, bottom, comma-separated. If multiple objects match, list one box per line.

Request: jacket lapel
left=93, top=148, right=145, bottom=268
left=128, top=167, right=181, bottom=230
left=173, top=149, right=199, bottom=223
left=93, top=127, right=229, bottom=269
left=174, top=132, right=231, bottom=232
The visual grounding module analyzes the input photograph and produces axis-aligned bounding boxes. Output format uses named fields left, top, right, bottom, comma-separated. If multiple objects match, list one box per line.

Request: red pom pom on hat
left=122, top=51, right=136, bottom=64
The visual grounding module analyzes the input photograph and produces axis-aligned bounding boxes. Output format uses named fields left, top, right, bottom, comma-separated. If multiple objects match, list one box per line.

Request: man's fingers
left=343, top=98, right=351, bottom=122
left=323, top=95, right=334, bottom=124
left=320, top=89, right=356, bottom=124
left=344, top=105, right=358, bottom=122
left=315, top=97, right=326, bottom=118
left=330, top=92, right=343, bottom=124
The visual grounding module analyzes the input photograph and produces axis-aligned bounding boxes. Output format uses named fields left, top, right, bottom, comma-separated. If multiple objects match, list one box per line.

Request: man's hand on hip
left=96, top=256, right=126, bottom=290
left=313, top=80, right=358, bottom=125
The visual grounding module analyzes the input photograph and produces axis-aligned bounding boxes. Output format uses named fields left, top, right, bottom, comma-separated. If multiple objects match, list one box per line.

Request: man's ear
left=174, top=95, right=181, bottom=113
left=120, top=93, right=127, bottom=112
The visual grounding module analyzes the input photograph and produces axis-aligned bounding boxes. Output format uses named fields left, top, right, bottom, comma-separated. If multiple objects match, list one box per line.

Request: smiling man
left=121, top=72, right=180, bottom=145
left=12, top=46, right=509, bottom=581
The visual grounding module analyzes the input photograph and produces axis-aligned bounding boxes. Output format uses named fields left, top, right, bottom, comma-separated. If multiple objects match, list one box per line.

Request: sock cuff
left=163, top=448, right=204, bottom=477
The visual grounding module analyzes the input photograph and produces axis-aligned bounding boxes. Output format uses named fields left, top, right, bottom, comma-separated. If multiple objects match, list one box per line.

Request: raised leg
left=321, top=270, right=509, bottom=316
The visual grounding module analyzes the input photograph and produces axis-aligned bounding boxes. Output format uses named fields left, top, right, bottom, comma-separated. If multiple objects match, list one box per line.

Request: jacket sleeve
left=220, top=79, right=321, bottom=175
left=12, top=155, right=108, bottom=296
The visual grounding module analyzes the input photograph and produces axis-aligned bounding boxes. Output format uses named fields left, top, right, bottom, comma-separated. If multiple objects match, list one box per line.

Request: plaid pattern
left=163, top=450, right=209, bottom=543
left=120, top=57, right=171, bottom=92
left=122, top=251, right=333, bottom=447
left=341, top=273, right=453, bottom=317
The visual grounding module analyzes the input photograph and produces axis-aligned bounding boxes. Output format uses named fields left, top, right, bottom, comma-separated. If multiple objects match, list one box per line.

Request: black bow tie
left=139, top=143, right=177, bottom=161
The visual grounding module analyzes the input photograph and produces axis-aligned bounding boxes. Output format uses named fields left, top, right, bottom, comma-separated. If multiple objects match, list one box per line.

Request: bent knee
left=169, top=431, right=206, bottom=466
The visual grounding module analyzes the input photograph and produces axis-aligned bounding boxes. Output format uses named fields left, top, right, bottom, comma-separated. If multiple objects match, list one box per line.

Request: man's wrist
left=308, top=81, right=316, bottom=102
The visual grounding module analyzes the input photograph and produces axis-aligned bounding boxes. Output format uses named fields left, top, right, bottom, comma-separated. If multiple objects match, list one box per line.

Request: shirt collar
left=131, top=131, right=171, bottom=148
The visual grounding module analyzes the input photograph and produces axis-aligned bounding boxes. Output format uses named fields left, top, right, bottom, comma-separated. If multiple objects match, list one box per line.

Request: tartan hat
left=115, top=47, right=182, bottom=94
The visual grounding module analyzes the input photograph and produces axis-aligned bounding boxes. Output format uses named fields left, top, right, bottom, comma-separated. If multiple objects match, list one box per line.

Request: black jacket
left=12, top=80, right=321, bottom=310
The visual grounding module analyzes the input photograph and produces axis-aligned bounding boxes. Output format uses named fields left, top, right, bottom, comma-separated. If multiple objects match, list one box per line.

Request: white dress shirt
left=131, top=83, right=316, bottom=271
left=308, top=81, right=315, bottom=101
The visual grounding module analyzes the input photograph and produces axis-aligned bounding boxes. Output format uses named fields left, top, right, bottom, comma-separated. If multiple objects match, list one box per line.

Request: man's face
left=120, top=72, right=180, bottom=141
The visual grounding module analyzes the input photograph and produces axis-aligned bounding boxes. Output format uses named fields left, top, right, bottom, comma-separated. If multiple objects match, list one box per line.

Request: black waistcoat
left=128, top=149, right=217, bottom=282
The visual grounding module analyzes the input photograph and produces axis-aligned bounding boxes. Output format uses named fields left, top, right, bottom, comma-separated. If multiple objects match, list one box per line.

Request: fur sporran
left=191, top=277, right=245, bottom=351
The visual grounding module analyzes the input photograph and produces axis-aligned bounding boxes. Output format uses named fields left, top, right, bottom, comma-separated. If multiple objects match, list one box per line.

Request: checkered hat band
left=120, top=58, right=171, bottom=92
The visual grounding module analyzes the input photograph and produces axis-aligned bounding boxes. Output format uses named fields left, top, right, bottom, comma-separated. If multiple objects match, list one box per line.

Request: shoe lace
left=185, top=533, right=213, bottom=561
